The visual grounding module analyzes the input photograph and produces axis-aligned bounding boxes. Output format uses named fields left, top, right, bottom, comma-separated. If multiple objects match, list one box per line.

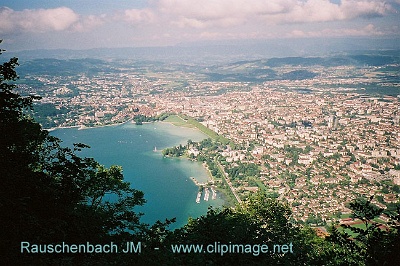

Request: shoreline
left=45, top=114, right=214, bottom=138
left=46, top=115, right=195, bottom=132
left=45, top=119, right=134, bottom=132
left=48, top=116, right=226, bottom=204
left=189, top=162, right=214, bottom=186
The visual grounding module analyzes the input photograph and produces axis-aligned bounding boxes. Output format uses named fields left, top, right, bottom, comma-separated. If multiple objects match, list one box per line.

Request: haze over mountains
left=9, top=37, right=400, bottom=63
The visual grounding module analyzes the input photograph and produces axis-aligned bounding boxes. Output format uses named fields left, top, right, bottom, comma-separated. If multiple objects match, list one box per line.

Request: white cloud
left=340, top=0, right=390, bottom=19
left=0, top=1, right=397, bottom=49
left=275, top=0, right=389, bottom=24
left=0, top=1, right=394, bottom=35
left=288, top=23, right=385, bottom=37
left=0, top=7, right=80, bottom=34
left=152, top=0, right=393, bottom=27
left=110, top=0, right=397, bottom=44
left=123, top=8, right=155, bottom=24
left=70, top=14, right=107, bottom=32
left=279, top=0, right=345, bottom=23
left=157, top=0, right=294, bottom=27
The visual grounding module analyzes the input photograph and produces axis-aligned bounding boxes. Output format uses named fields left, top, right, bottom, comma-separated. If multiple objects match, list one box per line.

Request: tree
left=0, top=41, right=167, bottom=265
left=162, top=192, right=322, bottom=265
left=326, top=196, right=400, bottom=265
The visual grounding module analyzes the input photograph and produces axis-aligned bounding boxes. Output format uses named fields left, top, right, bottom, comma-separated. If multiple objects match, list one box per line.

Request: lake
left=51, top=122, right=224, bottom=229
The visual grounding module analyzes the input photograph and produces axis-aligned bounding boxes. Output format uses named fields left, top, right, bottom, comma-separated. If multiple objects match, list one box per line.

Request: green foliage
left=133, top=114, right=156, bottom=125
left=162, top=144, right=186, bottom=157
left=226, top=162, right=260, bottom=180
left=157, top=112, right=175, bottom=121
left=0, top=42, right=168, bottom=265
left=32, top=102, right=69, bottom=128
left=326, top=196, right=400, bottom=265
left=3, top=42, right=400, bottom=265
left=164, top=192, right=320, bottom=265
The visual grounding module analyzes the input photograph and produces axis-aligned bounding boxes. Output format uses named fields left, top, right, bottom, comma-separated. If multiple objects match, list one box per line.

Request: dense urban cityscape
left=18, top=55, right=400, bottom=229
left=3, top=0, right=400, bottom=263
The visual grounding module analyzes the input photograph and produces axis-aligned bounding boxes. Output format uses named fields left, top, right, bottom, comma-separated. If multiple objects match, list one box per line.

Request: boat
left=211, top=187, right=217, bottom=200
left=204, top=188, right=210, bottom=201
left=196, top=191, right=201, bottom=203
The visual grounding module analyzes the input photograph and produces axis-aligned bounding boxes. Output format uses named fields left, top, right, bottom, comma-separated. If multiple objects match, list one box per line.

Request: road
left=215, top=160, right=242, bottom=204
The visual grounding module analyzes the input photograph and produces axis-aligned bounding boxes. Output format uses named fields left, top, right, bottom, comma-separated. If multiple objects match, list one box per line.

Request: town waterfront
left=51, top=122, right=224, bottom=229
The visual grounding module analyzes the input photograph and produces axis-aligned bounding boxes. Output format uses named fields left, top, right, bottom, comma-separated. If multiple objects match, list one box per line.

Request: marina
left=191, top=177, right=218, bottom=204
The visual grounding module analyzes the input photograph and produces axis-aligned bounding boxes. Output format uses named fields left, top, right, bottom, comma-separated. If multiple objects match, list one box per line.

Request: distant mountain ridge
left=14, top=50, right=400, bottom=85
left=7, top=37, right=400, bottom=63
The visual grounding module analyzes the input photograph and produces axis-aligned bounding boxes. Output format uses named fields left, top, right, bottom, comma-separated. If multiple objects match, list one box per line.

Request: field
left=163, top=114, right=195, bottom=128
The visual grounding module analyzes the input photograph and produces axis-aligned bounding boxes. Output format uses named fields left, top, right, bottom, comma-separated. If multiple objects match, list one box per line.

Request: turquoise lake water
left=51, top=122, right=224, bottom=229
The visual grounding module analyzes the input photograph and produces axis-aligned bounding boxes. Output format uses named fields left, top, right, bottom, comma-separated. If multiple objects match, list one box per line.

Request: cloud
left=288, top=23, right=385, bottom=37
left=110, top=0, right=397, bottom=44
left=1, top=1, right=397, bottom=49
left=0, top=7, right=80, bottom=34
left=273, top=0, right=390, bottom=24
left=157, top=0, right=294, bottom=28
left=152, top=0, right=393, bottom=28
left=280, top=0, right=345, bottom=23
left=68, top=15, right=106, bottom=32
left=123, top=8, right=155, bottom=24
left=1, top=1, right=394, bottom=35
left=157, top=0, right=292, bottom=19
left=340, top=0, right=390, bottom=19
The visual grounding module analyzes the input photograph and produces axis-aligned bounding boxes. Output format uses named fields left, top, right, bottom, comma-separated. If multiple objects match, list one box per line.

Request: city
left=3, top=0, right=400, bottom=263
left=18, top=55, right=400, bottom=228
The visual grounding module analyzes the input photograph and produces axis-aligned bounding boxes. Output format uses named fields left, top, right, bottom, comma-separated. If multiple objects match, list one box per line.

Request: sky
left=0, top=0, right=399, bottom=51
